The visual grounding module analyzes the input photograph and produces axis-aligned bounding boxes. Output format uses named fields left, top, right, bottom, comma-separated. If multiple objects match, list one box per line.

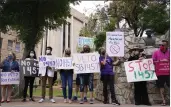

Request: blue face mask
left=8, top=55, right=13, bottom=60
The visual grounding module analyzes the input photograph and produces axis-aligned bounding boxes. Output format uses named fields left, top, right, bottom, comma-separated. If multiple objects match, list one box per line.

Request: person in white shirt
left=39, top=46, right=55, bottom=103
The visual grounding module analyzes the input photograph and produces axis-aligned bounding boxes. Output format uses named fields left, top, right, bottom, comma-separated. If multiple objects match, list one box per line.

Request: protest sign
left=38, top=56, right=56, bottom=75
left=78, top=37, right=94, bottom=48
left=55, top=57, right=73, bottom=69
left=124, top=59, right=157, bottom=82
left=106, top=32, right=124, bottom=57
left=20, top=60, right=39, bottom=77
left=155, top=61, right=170, bottom=76
left=1, top=72, right=20, bottom=85
left=73, top=53, right=100, bottom=74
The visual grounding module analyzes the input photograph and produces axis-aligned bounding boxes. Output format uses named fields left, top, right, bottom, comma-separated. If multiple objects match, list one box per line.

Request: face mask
left=160, top=45, right=166, bottom=52
left=30, top=53, right=34, bottom=57
left=101, top=51, right=106, bottom=55
left=8, top=55, right=13, bottom=60
left=46, top=50, right=51, bottom=54
left=65, top=51, right=71, bottom=55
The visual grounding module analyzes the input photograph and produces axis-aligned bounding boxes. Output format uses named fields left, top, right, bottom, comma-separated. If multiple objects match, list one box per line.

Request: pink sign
left=155, top=61, right=170, bottom=76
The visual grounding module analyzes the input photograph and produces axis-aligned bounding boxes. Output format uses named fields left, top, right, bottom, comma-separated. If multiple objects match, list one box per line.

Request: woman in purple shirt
left=99, top=47, right=120, bottom=105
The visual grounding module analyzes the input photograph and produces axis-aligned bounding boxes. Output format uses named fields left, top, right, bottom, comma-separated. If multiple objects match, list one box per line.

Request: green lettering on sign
left=138, top=71, right=144, bottom=79
left=145, top=70, right=150, bottom=79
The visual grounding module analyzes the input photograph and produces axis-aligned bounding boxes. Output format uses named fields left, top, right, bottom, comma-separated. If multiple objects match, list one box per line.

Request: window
left=8, top=40, right=13, bottom=50
left=68, top=22, right=71, bottom=48
left=0, top=38, right=2, bottom=49
left=15, top=42, right=20, bottom=52
left=63, top=23, right=66, bottom=52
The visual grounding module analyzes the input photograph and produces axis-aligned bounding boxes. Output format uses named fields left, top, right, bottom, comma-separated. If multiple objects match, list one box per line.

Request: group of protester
left=0, top=40, right=170, bottom=106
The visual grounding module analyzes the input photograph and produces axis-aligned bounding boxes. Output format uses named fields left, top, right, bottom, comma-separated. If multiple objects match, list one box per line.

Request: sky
left=70, top=1, right=109, bottom=16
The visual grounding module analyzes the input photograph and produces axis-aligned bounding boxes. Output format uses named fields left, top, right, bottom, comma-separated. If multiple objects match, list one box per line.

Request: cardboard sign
left=106, top=32, right=124, bottom=57
left=1, top=72, right=20, bottom=85
left=20, top=60, right=39, bottom=77
left=78, top=37, right=94, bottom=48
left=155, top=61, right=170, bottom=76
left=73, top=53, right=100, bottom=74
left=55, top=57, right=73, bottom=69
left=124, top=59, right=157, bottom=82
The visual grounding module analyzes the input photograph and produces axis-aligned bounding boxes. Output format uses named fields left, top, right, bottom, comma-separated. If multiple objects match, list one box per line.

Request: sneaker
left=112, top=100, right=120, bottom=105
left=22, top=99, right=26, bottom=102
left=64, top=99, right=67, bottom=103
left=84, top=97, right=88, bottom=102
left=30, top=98, right=35, bottom=102
left=72, top=96, right=78, bottom=101
left=80, top=99, right=84, bottom=104
left=69, top=100, right=72, bottom=104
left=50, top=99, right=56, bottom=103
left=39, top=98, right=45, bottom=103
left=89, top=99, right=94, bottom=104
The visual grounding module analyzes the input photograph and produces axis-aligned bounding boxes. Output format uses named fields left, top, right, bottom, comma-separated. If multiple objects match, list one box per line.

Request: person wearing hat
left=128, top=46, right=151, bottom=106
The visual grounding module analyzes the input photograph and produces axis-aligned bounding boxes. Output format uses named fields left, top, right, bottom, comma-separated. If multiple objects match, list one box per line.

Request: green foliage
left=108, top=0, right=169, bottom=37
left=0, top=0, right=79, bottom=50
left=94, top=32, right=106, bottom=51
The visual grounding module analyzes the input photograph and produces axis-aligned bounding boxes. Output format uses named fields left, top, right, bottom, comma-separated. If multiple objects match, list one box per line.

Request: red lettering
left=148, top=60, right=153, bottom=70
left=135, top=60, right=142, bottom=71
left=128, top=62, right=134, bottom=72
left=143, top=63, right=148, bottom=70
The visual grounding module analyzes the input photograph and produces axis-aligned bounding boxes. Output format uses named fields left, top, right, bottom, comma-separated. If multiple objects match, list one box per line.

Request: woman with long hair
left=22, top=50, right=37, bottom=102
left=0, top=52, right=19, bottom=103
left=60, top=48, right=73, bottom=104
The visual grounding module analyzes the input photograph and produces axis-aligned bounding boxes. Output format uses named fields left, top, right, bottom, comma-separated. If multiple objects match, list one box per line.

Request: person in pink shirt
left=152, top=40, right=170, bottom=106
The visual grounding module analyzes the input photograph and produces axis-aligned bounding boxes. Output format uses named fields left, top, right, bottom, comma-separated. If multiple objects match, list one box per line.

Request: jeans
left=60, top=71, right=73, bottom=99
left=102, top=74, right=116, bottom=102
left=23, top=77, right=35, bottom=99
left=79, top=73, right=94, bottom=92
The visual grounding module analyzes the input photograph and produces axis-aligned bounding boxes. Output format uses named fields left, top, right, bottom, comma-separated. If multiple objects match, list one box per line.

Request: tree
left=108, top=0, right=169, bottom=37
left=0, top=0, right=79, bottom=54
left=0, top=0, right=79, bottom=97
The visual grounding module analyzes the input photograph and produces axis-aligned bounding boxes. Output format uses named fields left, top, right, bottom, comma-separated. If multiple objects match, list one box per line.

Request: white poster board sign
left=73, top=53, right=100, bottom=74
left=55, top=57, right=73, bottom=69
left=106, top=32, right=124, bottom=57
left=1, top=72, right=20, bottom=85
left=124, top=59, right=157, bottom=82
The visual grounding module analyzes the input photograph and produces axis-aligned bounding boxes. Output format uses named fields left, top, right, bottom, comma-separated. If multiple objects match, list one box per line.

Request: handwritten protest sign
left=78, top=37, right=94, bottom=48
left=20, top=60, right=39, bottom=77
left=39, top=56, right=55, bottom=75
left=55, top=57, right=73, bottom=69
left=106, top=32, right=124, bottom=57
left=155, top=61, right=170, bottom=76
left=73, top=53, right=100, bottom=74
left=124, top=59, right=157, bottom=82
left=1, top=72, right=20, bottom=85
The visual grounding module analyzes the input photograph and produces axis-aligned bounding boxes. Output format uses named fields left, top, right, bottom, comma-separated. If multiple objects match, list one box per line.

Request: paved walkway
left=2, top=97, right=170, bottom=107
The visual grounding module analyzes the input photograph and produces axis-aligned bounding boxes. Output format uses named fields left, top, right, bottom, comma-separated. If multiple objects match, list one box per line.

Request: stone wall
left=95, top=31, right=170, bottom=104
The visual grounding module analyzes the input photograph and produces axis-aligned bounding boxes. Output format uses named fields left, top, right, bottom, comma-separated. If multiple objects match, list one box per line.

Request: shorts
left=79, top=73, right=94, bottom=92
left=156, top=75, right=170, bottom=88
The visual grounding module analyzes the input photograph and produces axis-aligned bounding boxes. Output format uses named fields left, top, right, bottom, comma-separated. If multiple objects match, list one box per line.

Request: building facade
left=0, top=30, right=24, bottom=62
left=35, top=8, right=88, bottom=57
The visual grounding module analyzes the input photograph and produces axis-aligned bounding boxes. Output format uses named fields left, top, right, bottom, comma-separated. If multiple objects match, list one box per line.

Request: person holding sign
left=59, top=49, right=73, bottom=104
left=128, top=47, right=151, bottom=106
left=22, top=50, right=37, bottom=102
left=79, top=45, right=94, bottom=104
left=152, top=40, right=170, bottom=106
left=99, top=47, right=120, bottom=105
left=0, top=52, right=19, bottom=103
left=39, top=46, right=56, bottom=103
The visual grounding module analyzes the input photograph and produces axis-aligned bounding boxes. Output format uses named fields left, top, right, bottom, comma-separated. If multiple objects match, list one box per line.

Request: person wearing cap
left=128, top=46, right=151, bottom=106
left=152, top=40, right=170, bottom=106
left=39, top=46, right=56, bottom=103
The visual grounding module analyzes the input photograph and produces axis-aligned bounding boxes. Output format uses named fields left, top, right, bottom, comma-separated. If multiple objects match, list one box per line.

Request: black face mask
left=101, top=51, right=106, bottom=55
left=66, top=52, right=71, bottom=55
left=83, top=48, right=90, bottom=53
